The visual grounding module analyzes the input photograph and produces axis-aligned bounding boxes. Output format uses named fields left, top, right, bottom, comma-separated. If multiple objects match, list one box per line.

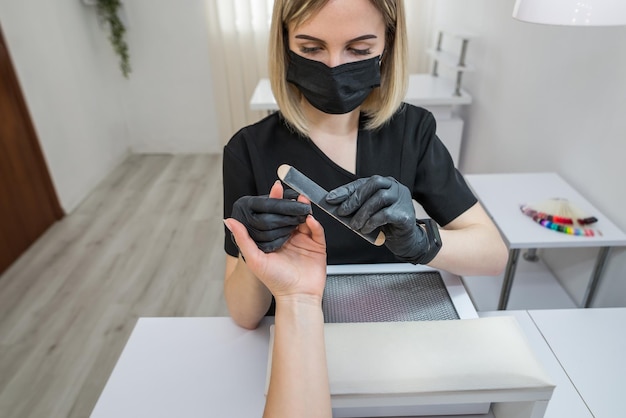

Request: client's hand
left=326, top=175, right=436, bottom=265
left=231, top=181, right=312, bottom=253
left=225, top=196, right=327, bottom=302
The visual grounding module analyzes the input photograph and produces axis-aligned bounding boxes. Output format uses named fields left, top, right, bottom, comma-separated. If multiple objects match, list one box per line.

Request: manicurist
left=223, top=0, right=508, bottom=329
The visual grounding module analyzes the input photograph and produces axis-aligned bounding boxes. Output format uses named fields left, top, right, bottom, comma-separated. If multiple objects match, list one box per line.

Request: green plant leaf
left=96, top=0, right=131, bottom=78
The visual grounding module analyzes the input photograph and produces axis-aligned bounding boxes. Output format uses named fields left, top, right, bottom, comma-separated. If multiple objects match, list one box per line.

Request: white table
left=90, top=308, right=626, bottom=418
left=479, top=311, right=592, bottom=418
left=250, top=74, right=471, bottom=167
left=90, top=317, right=271, bottom=418
left=485, top=308, right=626, bottom=417
left=464, top=173, right=626, bottom=310
left=526, top=308, right=626, bottom=418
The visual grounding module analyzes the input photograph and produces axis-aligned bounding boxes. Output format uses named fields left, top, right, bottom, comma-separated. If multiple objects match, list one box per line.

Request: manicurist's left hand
left=325, top=175, right=436, bottom=265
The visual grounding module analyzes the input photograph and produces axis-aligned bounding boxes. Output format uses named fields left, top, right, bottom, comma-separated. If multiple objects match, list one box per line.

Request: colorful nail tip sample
left=519, top=198, right=600, bottom=237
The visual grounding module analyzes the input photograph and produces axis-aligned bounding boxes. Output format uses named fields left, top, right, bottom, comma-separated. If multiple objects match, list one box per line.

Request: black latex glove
left=231, top=191, right=311, bottom=253
left=325, top=175, right=433, bottom=264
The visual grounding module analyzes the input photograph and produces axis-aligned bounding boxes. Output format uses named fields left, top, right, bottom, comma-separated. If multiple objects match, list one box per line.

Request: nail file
left=277, top=164, right=386, bottom=246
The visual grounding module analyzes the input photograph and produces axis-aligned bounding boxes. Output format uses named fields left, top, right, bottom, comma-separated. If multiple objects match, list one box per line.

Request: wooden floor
left=0, top=154, right=229, bottom=418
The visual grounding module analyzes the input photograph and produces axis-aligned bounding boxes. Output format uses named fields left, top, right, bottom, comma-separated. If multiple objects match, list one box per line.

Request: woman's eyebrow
left=347, top=34, right=378, bottom=42
left=294, top=34, right=324, bottom=42
left=294, top=34, right=378, bottom=43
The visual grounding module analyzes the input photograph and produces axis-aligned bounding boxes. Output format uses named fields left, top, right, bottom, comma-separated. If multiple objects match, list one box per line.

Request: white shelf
left=462, top=257, right=578, bottom=312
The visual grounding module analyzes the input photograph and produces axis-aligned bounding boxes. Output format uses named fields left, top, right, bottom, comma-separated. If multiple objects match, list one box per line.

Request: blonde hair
left=269, top=0, right=408, bottom=136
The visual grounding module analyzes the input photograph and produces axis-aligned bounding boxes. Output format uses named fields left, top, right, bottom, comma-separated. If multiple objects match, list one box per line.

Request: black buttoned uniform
left=223, top=103, right=477, bottom=265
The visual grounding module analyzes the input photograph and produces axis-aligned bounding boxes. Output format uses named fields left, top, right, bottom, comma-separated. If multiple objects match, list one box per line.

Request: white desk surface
left=527, top=308, right=626, bottom=418
left=249, top=74, right=472, bottom=111
left=93, top=317, right=490, bottom=418
left=479, top=311, right=592, bottom=418
left=90, top=308, right=626, bottom=418
left=464, top=172, right=626, bottom=249
left=90, top=317, right=272, bottom=418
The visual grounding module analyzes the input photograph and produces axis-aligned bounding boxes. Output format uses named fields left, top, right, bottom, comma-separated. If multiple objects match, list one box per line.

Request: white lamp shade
left=513, top=0, right=626, bottom=26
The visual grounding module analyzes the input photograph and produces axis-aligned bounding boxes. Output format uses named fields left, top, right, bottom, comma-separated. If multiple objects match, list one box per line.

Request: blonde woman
left=223, top=0, right=508, bottom=329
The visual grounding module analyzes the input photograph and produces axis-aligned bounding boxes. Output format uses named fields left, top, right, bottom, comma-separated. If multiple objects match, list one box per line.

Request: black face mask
left=286, top=50, right=381, bottom=115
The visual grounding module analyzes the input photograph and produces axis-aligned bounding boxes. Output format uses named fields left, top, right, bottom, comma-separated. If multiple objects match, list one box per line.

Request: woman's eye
left=300, top=46, right=321, bottom=54
left=349, top=48, right=372, bottom=56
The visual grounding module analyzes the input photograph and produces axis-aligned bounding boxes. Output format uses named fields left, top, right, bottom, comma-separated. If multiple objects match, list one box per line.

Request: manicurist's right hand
left=231, top=181, right=312, bottom=253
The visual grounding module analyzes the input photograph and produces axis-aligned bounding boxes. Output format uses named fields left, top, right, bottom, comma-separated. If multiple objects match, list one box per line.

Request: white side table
left=464, top=173, right=626, bottom=310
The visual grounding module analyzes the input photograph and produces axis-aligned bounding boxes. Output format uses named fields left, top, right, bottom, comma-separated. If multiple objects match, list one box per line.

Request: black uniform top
left=223, top=103, right=477, bottom=265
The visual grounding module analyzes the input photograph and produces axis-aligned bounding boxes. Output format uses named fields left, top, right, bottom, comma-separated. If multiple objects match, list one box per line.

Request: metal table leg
left=523, top=248, right=539, bottom=262
left=581, top=247, right=611, bottom=308
left=498, top=248, right=520, bottom=310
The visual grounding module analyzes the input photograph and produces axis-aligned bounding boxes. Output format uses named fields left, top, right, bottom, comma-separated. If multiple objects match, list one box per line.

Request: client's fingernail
left=223, top=219, right=232, bottom=231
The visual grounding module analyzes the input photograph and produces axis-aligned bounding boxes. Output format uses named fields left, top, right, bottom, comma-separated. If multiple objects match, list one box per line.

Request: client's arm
left=225, top=206, right=332, bottom=418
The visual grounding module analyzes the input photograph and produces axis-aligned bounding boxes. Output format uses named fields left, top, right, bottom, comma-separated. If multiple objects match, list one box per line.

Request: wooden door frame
left=0, top=24, right=64, bottom=220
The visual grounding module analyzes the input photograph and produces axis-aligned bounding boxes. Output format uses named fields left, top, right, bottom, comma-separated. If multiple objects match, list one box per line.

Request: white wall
left=0, top=0, right=130, bottom=213
left=122, top=0, right=221, bottom=153
left=432, top=0, right=626, bottom=307
left=1, top=0, right=222, bottom=212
